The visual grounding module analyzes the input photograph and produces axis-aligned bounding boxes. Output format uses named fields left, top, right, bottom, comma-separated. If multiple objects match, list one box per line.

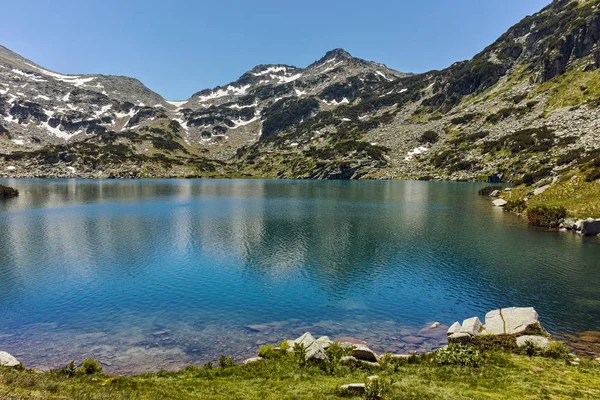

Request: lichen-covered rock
left=483, top=307, right=544, bottom=336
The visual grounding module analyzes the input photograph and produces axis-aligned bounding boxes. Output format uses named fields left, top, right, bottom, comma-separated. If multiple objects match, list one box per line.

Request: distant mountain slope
left=1, top=0, right=600, bottom=188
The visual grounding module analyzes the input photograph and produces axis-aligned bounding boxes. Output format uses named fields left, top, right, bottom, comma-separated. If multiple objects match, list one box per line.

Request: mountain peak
left=322, top=48, right=352, bottom=61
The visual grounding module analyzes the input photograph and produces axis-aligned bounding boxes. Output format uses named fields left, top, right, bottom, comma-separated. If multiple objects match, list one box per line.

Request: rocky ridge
left=1, top=0, right=600, bottom=191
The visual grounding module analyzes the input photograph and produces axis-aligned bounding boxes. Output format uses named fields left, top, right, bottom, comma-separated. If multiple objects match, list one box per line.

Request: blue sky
left=1, top=0, right=550, bottom=100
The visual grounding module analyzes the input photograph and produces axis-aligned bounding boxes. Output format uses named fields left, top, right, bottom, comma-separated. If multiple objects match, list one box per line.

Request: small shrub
left=585, top=167, right=600, bottom=182
left=471, top=335, right=518, bottom=353
left=79, top=359, right=102, bottom=375
left=433, top=344, right=483, bottom=367
left=279, top=340, right=290, bottom=352
left=184, top=365, right=200, bottom=373
left=522, top=340, right=539, bottom=357
left=450, top=113, right=478, bottom=125
left=418, top=130, right=439, bottom=144
left=61, top=361, right=76, bottom=378
left=557, top=150, right=580, bottom=166
left=478, top=185, right=502, bottom=196
left=505, top=199, right=527, bottom=213
left=365, top=376, right=393, bottom=400
left=324, top=342, right=353, bottom=374
left=218, top=355, right=235, bottom=369
left=378, top=353, right=394, bottom=368
left=258, top=345, right=283, bottom=360
left=203, top=361, right=213, bottom=370
left=543, top=342, right=570, bottom=360
left=527, top=205, right=567, bottom=228
left=293, top=343, right=307, bottom=367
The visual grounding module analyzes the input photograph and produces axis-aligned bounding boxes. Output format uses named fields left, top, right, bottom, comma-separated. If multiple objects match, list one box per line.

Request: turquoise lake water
left=0, top=179, right=598, bottom=373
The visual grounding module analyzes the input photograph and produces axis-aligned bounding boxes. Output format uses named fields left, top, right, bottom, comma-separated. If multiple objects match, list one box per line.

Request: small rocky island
left=0, top=184, right=18, bottom=198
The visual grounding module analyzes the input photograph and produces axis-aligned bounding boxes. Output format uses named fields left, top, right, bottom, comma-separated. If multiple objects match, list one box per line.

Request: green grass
left=537, top=66, right=600, bottom=113
left=504, top=173, right=600, bottom=219
left=1, top=352, right=599, bottom=399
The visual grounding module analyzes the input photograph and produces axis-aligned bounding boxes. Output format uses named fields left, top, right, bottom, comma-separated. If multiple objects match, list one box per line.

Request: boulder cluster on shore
left=2, top=307, right=598, bottom=379
left=447, top=307, right=548, bottom=345
left=560, top=218, right=600, bottom=236
left=487, top=189, right=600, bottom=237
left=243, top=307, right=552, bottom=368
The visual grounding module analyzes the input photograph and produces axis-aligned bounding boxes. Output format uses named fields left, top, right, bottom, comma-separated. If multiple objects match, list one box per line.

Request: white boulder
left=493, top=199, right=508, bottom=207
left=483, top=307, right=544, bottom=336
left=0, top=351, right=19, bottom=367
left=447, top=321, right=461, bottom=335
left=460, top=317, right=483, bottom=336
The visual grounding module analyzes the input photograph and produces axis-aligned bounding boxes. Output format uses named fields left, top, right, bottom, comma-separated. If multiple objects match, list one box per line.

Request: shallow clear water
left=0, top=178, right=598, bottom=373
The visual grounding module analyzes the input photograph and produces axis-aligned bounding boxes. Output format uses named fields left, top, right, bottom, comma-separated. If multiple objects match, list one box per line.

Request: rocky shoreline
left=3, top=306, right=591, bottom=376
left=486, top=188, right=600, bottom=237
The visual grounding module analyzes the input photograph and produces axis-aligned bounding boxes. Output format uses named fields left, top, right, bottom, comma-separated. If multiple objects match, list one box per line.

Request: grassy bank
left=2, top=350, right=599, bottom=399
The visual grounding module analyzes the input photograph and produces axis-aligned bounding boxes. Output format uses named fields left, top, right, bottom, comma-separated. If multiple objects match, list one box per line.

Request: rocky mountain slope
left=1, top=0, right=600, bottom=188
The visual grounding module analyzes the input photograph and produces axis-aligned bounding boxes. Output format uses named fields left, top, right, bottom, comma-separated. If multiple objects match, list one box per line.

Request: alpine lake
left=0, top=178, right=598, bottom=373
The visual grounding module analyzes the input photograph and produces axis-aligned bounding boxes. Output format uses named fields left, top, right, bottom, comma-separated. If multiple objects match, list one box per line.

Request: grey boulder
left=460, top=317, right=483, bottom=336
left=516, top=335, right=550, bottom=349
left=289, top=332, right=329, bottom=361
left=348, top=344, right=378, bottom=362
left=340, top=383, right=366, bottom=394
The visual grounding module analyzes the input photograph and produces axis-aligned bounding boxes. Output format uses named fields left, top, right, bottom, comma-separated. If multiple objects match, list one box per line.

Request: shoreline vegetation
left=478, top=180, right=600, bottom=233
left=1, top=308, right=599, bottom=399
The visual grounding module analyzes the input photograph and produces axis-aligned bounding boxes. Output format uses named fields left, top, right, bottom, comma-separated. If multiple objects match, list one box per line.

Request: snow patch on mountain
left=167, top=100, right=188, bottom=108
left=252, top=66, right=288, bottom=76
left=25, top=63, right=95, bottom=87
left=197, top=85, right=250, bottom=102
left=405, top=146, right=429, bottom=161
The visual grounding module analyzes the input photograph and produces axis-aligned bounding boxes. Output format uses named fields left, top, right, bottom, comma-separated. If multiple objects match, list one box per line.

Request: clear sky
left=1, top=0, right=550, bottom=100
